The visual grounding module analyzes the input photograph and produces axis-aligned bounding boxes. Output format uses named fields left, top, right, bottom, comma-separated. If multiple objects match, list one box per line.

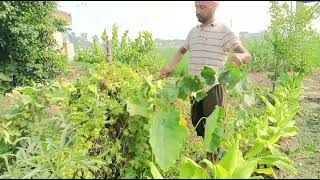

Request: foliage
left=243, top=1, right=320, bottom=90
left=0, top=1, right=67, bottom=93
left=74, top=24, right=162, bottom=74
left=74, top=35, right=106, bottom=63
left=0, top=62, right=152, bottom=178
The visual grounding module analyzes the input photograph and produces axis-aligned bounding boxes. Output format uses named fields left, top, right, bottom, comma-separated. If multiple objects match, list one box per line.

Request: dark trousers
left=191, top=84, right=226, bottom=139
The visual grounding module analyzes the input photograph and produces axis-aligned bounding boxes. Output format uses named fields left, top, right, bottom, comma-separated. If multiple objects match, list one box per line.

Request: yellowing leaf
left=179, top=116, right=187, bottom=127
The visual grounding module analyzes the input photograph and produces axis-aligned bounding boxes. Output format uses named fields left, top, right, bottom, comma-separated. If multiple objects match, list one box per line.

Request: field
left=156, top=47, right=189, bottom=77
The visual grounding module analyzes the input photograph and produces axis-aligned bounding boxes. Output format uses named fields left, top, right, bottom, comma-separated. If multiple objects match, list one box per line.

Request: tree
left=0, top=1, right=67, bottom=93
left=266, top=1, right=320, bottom=90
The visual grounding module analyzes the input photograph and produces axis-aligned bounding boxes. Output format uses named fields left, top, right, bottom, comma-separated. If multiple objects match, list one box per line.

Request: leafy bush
left=74, top=24, right=163, bottom=74
left=0, top=1, right=67, bottom=93
left=0, top=62, right=155, bottom=178
left=244, top=2, right=320, bottom=90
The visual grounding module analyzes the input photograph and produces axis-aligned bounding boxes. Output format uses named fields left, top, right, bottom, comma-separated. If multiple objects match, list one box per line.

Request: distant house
left=239, top=31, right=265, bottom=44
left=53, top=10, right=75, bottom=63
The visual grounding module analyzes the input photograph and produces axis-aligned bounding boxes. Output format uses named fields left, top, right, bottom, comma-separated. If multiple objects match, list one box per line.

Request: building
left=53, top=10, right=75, bottom=63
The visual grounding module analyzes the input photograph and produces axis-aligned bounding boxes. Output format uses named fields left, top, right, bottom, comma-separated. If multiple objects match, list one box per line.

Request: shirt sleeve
left=222, top=25, right=242, bottom=52
left=182, top=30, right=192, bottom=51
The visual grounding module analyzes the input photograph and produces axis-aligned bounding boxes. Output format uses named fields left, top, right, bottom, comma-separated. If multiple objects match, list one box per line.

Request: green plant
left=74, top=24, right=161, bottom=74
left=267, top=2, right=320, bottom=90
left=149, top=138, right=259, bottom=179
left=0, top=1, right=67, bottom=93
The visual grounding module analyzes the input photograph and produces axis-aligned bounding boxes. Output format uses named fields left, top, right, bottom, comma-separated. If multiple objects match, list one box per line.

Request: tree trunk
left=106, top=39, right=112, bottom=63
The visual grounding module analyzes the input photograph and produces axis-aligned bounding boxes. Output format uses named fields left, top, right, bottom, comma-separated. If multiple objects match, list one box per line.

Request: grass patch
left=156, top=47, right=190, bottom=77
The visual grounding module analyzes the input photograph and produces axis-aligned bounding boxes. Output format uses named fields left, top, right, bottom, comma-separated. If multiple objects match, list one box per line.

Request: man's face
left=195, top=2, right=213, bottom=23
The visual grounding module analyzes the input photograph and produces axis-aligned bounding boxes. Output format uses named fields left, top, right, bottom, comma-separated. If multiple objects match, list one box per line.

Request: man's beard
left=196, top=14, right=208, bottom=23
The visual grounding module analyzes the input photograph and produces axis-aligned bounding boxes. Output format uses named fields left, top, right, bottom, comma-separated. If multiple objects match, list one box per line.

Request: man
left=159, top=1, right=252, bottom=162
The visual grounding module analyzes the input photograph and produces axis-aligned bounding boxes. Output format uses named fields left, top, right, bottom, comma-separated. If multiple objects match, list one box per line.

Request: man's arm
left=168, top=46, right=188, bottom=69
left=159, top=46, right=187, bottom=78
left=227, top=44, right=252, bottom=66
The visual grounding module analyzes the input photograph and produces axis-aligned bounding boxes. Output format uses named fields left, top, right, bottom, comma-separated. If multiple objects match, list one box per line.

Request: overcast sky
left=58, top=1, right=320, bottom=41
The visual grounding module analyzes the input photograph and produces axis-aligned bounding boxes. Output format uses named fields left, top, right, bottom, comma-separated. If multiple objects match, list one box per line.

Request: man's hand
left=227, top=53, right=243, bottom=66
left=227, top=45, right=252, bottom=66
left=159, top=64, right=176, bottom=79
left=158, top=46, right=187, bottom=79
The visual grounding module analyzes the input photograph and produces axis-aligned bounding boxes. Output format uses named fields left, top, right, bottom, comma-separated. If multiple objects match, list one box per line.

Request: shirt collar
left=197, top=21, right=216, bottom=28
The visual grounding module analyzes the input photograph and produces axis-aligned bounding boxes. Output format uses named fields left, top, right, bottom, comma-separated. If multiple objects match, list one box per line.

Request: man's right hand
left=159, top=65, right=175, bottom=79
left=159, top=46, right=186, bottom=79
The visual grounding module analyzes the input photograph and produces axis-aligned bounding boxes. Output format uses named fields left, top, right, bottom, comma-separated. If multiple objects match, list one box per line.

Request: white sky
left=58, top=1, right=320, bottom=41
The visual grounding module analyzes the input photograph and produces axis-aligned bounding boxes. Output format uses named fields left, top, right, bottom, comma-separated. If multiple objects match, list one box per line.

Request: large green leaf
left=280, top=126, right=299, bottom=137
left=159, top=82, right=178, bottom=103
left=149, top=109, right=187, bottom=171
left=16, top=86, right=37, bottom=95
left=204, top=106, right=225, bottom=153
left=4, top=106, right=23, bottom=119
left=0, top=72, right=13, bottom=82
left=213, top=164, right=230, bottom=179
left=273, top=161, right=297, bottom=175
left=245, top=139, right=266, bottom=158
left=177, top=76, right=205, bottom=100
left=232, top=160, right=257, bottom=179
left=148, top=161, right=164, bottom=179
left=179, top=157, right=208, bottom=179
left=243, top=93, right=256, bottom=107
left=219, top=139, right=240, bottom=174
left=257, top=155, right=291, bottom=165
left=201, top=66, right=216, bottom=85
left=255, top=167, right=274, bottom=175
left=126, top=95, right=149, bottom=117
left=218, top=63, right=242, bottom=88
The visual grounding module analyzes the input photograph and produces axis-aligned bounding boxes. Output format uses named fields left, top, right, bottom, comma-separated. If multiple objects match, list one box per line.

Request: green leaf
left=23, top=168, right=42, bottom=178
left=232, top=160, right=257, bottom=179
left=149, top=109, right=187, bottom=171
left=0, top=72, right=13, bottom=82
left=20, top=94, right=31, bottom=104
left=159, top=82, right=178, bottom=103
left=245, top=139, right=266, bottom=158
left=257, top=155, right=291, bottom=165
left=179, top=157, right=208, bottom=179
left=255, top=167, right=274, bottom=175
left=16, top=86, right=37, bottom=95
left=148, top=161, right=164, bottom=179
left=281, top=126, right=299, bottom=137
left=127, top=96, right=149, bottom=117
left=201, top=66, right=216, bottom=85
left=218, top=63, right=242, bottom=88
left=219, top=139, right=240, bottom=174
left=243, top=93, right=256, bottom=107
left=204, top=106, right=225, bottom=153
left=201, top=159, right=215, bottom=171
left=273, top=161, right=297, bottom=175
left=177, top=76, right=205, bottom=100
left=4, top=106, right=23, bottom=119
left=213, top=164, right=230, bottom=179
left=191, top=89, right=207, bottom=102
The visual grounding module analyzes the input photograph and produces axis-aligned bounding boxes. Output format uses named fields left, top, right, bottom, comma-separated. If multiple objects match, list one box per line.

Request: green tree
left=0, top=1, right=67, bottom=93
left=267, top=1, right=320, bottom=90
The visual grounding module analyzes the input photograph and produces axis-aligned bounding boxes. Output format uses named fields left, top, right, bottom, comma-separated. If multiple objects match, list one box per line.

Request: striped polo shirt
left=183, top=21, right=242, bottom=76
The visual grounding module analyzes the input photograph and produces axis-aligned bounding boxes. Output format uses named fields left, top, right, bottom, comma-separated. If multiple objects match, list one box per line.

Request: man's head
left=195, top=1, right=219, bottom=24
